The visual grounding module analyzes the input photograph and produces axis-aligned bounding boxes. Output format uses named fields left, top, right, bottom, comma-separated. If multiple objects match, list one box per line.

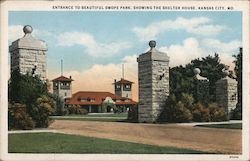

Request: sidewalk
left=175, top=120, right=242, bottom=126
left=8, top=129, right=59, bottom=134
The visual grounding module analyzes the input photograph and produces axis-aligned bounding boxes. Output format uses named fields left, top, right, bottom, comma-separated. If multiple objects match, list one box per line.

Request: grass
left=50, top=112, right=128, bottom=122
left=58, top=112, right=128, bottom=118
left=85, top=113, right=128, bottom=117
left=196, top=123, right=242, bottom=129
left=8, top=133, right=210, bottom=154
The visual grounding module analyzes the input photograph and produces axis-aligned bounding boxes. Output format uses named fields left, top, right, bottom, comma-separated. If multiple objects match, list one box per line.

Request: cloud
left=48, top=38, right=240, bottom=101
left=132, top=17, right=228, bottom=41
left=8, top=25, right=52, bottom=43
left=201, top=39, right=242, bottom=69
left=8, top=25, right=24, bottom=42
left=201, top=38, right=242, bottom=53
left=48, top=55, right=138, bottom=101
left=158, top=37, right=240, bottom=69
left=159, top=37, right=205, bottom=67
left=56, top=32, right=132, bottom=57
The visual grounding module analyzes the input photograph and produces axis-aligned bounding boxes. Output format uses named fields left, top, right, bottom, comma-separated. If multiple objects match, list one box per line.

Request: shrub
left=8, top=70, right=60, bottom=129
left=192, top=102, right=210, bottom=122
left=174, top=101, right=193, bottom=123
left=180, top=93, right=194, bottom=110
left=8, top=103, right=35, bottom=130
left=158, top=94, right=192, bottom=123
left=127, top=105, right=138, bottom=123
left=49, top=94, right=64, bottom=116
left=62, top=108, right=69, bottom=115
left=230, top=103, right=242, bottom=120
left=208, top=103, right=228, bottom=121
left=29, top=95, right=56, bottom=128
left=67, top=105, right=88, bottom=115
left=158, top=94, right=177, bottom=122
left=77, top=108, right=88, bottom=115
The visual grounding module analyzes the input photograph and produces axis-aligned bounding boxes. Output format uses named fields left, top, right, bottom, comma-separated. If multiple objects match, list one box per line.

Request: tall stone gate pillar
left=9, top=25, right=47, bottom=80
left=137, top=40, right=170, bottom=123
left=215, top=68, right=237, bottom=116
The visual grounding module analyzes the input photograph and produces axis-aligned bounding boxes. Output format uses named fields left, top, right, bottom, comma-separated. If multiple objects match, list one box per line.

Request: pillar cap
left=193, top=68, right=201, bottom=75
left=149, top=40, right=156, bottom=48
left=23, top=25, right=33, bottom=34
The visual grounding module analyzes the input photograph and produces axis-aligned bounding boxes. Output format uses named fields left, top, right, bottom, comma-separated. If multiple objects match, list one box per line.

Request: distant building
left=65, top=91, right=137, bottom=113
left=52, top=75, right=73, bottom=100
left=9, top=25, right=47, bottom=80
left=113, top=78, right=133, bottom=99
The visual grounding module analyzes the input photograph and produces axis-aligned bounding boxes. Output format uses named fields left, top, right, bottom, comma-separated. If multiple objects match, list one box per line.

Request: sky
left=8, top=11, right=242, bottom=101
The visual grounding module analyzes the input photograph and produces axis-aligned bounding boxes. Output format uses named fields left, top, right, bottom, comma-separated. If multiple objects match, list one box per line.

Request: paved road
left=49, top=120, right=241, bottom=154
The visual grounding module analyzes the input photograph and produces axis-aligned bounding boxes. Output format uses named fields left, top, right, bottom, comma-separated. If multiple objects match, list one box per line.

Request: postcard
left=0, top=0, right=249, bottom=161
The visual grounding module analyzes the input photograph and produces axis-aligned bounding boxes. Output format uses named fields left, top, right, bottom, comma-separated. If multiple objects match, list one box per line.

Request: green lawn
left=9, top=133, right=210, bottom=154
left=85, top=113, right=128, bottom=117
left=50, top=113, right=128, bottom=122
left=58, top=112, right=128, bottom=118
left=196, top=123, right=242, bottom=129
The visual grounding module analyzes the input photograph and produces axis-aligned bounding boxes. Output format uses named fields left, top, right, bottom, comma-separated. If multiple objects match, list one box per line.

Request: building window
left=125, top=85, right=131, bottom=88
left=65, top=92, right=67, bottom=96
left=80, top=98, right=87, bottom=102
left=123, top=84, right=131, bottom=91
left=116, top=85, right=121, bottom=89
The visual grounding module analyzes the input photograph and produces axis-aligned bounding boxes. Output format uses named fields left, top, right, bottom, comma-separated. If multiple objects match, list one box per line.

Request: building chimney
left=114, top=79, right=116, bottom=84
left=70, top=76, right=72, bottom=79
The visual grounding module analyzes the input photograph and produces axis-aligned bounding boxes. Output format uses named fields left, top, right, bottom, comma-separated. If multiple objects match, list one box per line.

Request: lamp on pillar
left=193, top=68, right=209, bottom=105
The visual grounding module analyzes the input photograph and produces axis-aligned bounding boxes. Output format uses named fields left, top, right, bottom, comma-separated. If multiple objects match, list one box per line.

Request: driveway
left=49, top=120, right=241, bottom=154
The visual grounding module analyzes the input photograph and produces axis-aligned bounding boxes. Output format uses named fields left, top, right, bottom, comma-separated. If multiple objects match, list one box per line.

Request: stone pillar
left=137, top=40, right=170, bottom=123
left=215, top=69, right=237, bottom=115
left=9, top=25, right=47, bottom=80
left=193, top=68, right=210, bottom=105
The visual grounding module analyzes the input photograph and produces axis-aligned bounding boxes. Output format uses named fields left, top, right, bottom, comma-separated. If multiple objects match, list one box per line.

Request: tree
left=170, top=53, right=226, bottom=103
left=8, top=69, right=55, bottom=128
left=231, top=47, right=242, bottom=120
left=8, top=69, right=48, bottom=106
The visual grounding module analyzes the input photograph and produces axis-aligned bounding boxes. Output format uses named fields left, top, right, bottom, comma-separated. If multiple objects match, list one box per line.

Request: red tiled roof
left=113, top=78, right=134, bottom=85
left=65, top=91, right=137, bottom=105
left=52, top=76, right=74, bottom=82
